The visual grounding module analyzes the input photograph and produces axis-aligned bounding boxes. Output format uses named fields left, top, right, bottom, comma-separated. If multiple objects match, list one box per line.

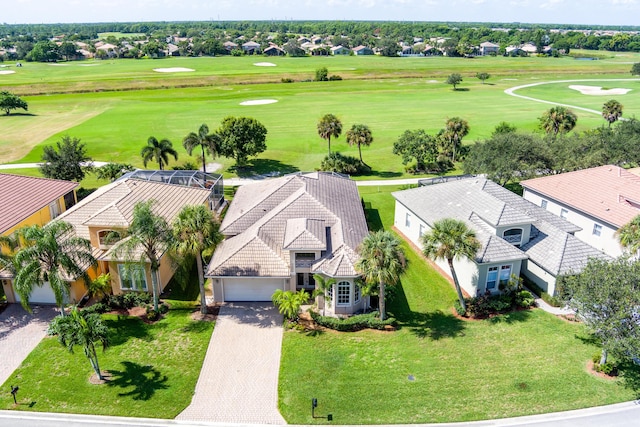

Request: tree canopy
left=602, top=99, right=623, bottom=127
left=40, top=135, right=93, bottom=182
left=141, top=136, right=178, bottom=170
left=317, top=113, right=343, bottom=155
left=182, top=123, right=217, bottom=174
left=94, top=162, right=135, bottom=182
left=392, top=129, right=439, bottom=173
left=214, top=116, right=268, bottom=166
left=539, top=106, right=578, bottom=136
left=345, top=123, right=373, bottom=166
left=446, top=73, right=463, bottom=90
left=0, top=91, right=28, bottom=115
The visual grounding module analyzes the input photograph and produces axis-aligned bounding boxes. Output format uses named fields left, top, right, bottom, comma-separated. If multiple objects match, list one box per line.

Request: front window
left=354, top=283, right=361, bottom=303
left=593, top=224, right=602, bottom=236
left=560, top=208, right=568, bottom=219
left=295, top=252, right=316, bottom=261
left=337, top=281, right=350, bottom=306
left=486, top=266, right=498, bottom=290
left=419, top=224, right=425, bottom=238
left=540, top=199, right=548, bottom=209
left=499, top=265, right=511, bottom=287
left=405, top=213, right=411, bottom=228
left=118, top=264, right=148, bottom=291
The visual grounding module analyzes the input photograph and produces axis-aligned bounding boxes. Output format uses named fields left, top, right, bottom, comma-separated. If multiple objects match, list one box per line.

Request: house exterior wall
left=522, top=259, right=558, bottom=295
left=495, top=223, right=531, bottom=247
left=523, top=188, right=623, bottom=257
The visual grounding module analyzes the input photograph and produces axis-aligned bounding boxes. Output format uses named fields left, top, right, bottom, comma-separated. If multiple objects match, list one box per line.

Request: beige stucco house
left=206, top=172, right=370, bottom=316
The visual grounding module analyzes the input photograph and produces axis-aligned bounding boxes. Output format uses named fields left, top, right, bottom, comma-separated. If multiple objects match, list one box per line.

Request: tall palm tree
left=182, top=124, right=218, bottom=174
left=444, top=117, right=469, bottom=163
left=617, top=214, right=640, bottom=257
left=539, top=106, right=578, bottom=137
left=421, top=218, right=481, bottom=313
left=355, top=230, right=406, bottom=321
left=48, top=306, right=109, bottom=380
left=602, top=99, right=623, bottom=127
left=345, top=123, right=373, bottom=167
left=141, top=136, right=178, bottom=170
left=14, top=221, right=96, bottom=315
left=171, top=204, right=223, bottom=314
left=317, top=113, right=343, bottom=155
left=113, top=200, right=172, bottom=312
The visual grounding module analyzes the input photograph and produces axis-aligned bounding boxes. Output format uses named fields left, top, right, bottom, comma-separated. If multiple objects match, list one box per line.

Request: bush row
left=460, top=289, right=536, bottom=318
left=525, top=280, right=564, bottom=307
left=309, top=310, right=395, bottom=331
left=101, top=292, right=151, bottom=310
left=320, top=152, right=369, bottom=175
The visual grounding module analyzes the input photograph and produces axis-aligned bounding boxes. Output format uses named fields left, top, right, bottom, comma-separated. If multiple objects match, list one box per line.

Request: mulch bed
left=586, top=360, right=618, bottom=381
left=190, top=304, right=220, bottom=322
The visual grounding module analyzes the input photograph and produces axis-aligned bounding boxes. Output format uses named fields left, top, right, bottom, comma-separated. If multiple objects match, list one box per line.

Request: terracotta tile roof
left=0, top=174, right=78, bottom=234
left=207, top=172, right=368, bottom=278
left=521, top=165, right=640, bottom=228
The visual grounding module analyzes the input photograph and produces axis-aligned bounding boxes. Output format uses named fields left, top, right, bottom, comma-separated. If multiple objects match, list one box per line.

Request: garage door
left=14, top=282, right=58, bottom=304
left=223, top=278, right=285, bottom=302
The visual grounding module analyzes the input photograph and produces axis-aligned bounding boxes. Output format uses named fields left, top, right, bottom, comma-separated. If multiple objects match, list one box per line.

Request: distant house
left=206, top=172, right=370, bottom=316
left=331, top=45, right=350, bottom=55
left=311, top=36, right=322, bottom=45
left=1, top=174, right=79, bottom=304
left=401, top=45, right=414, bottom=56
left=479, top=41, right=500, bottom=56
left=521, top=165, right=640, bottom=258
left=167, top=43, right=180, bottom=56
left=297, top=36, right=311, bottom=44
left=242, top=41, right=261, bottom=54
left=264, top=45, right=285, bottom=56
left=223, top=41, right=238, bottom=52
left=393, top=178, right=609, bottom=297
left=352, top=45, right=373, bottom=55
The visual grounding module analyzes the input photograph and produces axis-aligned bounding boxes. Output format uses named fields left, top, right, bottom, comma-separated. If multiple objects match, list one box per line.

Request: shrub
left=320, top=152, right=367, bottom=175
left=309, top=310, right=395, bottom=331
left=515, top=290, right=536, bottom=308
left=159, top=302, right=169, bottom=314
left=454, top=300, right=466, bottom=317
left=82, top=302, right=108, bottom=314
left=146, top=308, right=160, bottom=321
left=328, top=74, right=342, bottom=81
left=315, top=67, right=328, bottom=81
left=123, top=292, right=140, bottom=308
left=592, top=352, right=602, bottom=364
left=281, top=77, right=294, bottom=83
left=599, top=362, right=618, bottom=376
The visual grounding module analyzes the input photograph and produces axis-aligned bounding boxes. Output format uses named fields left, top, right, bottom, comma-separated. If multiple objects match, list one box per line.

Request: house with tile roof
left=3, top=176, right=213, bottom=306
left=1, top=174, right=78, bottom=304
left=393, top=178, right=609, bottom=296
left=521, top=165, right=640, bottom=258
left=206, top=172, right=370, bottom=316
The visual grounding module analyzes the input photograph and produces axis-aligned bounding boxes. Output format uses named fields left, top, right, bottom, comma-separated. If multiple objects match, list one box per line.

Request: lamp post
left=311, top=397, right=333, bottom=422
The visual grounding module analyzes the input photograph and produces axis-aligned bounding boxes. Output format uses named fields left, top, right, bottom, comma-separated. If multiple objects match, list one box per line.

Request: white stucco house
left=393, top=178, right=609, bottom=297
left=521, top=165, right=640, bottom=258
left=206, top=172, right=370, bottom=316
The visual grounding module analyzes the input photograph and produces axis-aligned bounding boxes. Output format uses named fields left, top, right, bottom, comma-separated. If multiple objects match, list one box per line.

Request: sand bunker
left=254, top=62, right=276, bottom=67
left=569, top=85, right=631, bottom=96
left=240, top=99, right=278, bottom=106
left=79, top=63, right=101, bottom=67
left=0, top=70, right=15, bottom=75
left=153, top=67, right=195, bottom=73
left=48, top=63, right=68, bottom=66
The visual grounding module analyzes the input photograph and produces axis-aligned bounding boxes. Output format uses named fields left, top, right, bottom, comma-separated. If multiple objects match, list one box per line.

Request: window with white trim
left=327, top=284, right=333, bottom=301
left=486, top=266, right=498, bottom=290
left=499, top=265, right=511, bottom=287
left=337, top=281, right=350, bottom=306
left=540, top=199, right=548, bottom=209
left=592, top=223, right=602, bottom=236
left=118, top=264, right=148, bottom=291
left=560, top=208, right=568, bottom=219
left=354, top=283, right=361, bottom=303
left=405, top=212, right=411, bottom=228
left=419, top=224, right=425, bottom=238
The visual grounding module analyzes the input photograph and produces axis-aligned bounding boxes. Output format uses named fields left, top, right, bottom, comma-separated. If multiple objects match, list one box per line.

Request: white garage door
left=14, top=282, right=58, bottom=304
left=223, top=278, right=285, bottom=302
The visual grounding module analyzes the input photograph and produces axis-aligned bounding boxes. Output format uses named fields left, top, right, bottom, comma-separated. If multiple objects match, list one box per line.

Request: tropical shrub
left=320, top=152, right=367, bottom=175
left=272, top=289, right=309, bottom=321
left=309, top=310, right=395, bottom=331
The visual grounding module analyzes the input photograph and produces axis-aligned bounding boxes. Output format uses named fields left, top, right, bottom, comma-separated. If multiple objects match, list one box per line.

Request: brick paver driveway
left=177, top=302, right=287, bottom=424
left=0, top=304, right=58, bottom=385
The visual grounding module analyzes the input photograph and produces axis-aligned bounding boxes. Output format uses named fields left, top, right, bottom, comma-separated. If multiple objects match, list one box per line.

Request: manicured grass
left=277, top=188, right=639, bottom=424
left=0, top=305, right=213, bottom=418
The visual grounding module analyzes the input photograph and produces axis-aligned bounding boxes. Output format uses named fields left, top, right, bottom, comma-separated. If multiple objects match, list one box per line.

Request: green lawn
left=0, top=304, right=213, bottom=418
left=277, top=187, right=640, bottom=424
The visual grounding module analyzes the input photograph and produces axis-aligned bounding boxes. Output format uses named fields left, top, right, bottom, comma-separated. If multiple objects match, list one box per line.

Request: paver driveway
left=0, top=304, right=58, bottom=385
left=177, top=302, right=287, bottom=424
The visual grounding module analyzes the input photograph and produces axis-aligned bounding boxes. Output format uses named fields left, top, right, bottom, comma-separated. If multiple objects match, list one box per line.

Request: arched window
left=502, top=228, right=523, bottom=246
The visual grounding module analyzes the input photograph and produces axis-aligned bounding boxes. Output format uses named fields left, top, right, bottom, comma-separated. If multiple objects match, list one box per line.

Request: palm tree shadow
left=105, top=317, right=151, bottom=346
left=388, top=281, right=465, bottom=340
left=106, top=361, right=168, bottom=401
left=232, top=159, right=299, bottom=177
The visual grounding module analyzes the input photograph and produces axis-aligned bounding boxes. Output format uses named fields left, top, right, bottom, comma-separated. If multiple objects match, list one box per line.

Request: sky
left=5, top=0, right=640, bottom=27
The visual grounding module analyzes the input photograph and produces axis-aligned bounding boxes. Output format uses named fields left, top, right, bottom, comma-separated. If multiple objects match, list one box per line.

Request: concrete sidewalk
left=177, top=303, right=286, bottom=424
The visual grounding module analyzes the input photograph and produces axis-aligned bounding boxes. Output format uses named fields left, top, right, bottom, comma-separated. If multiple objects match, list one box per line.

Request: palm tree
left=312, top=274, right=336, bottom=316
left=0, top=234, right=18, bottom=275
left=317, top=114, right=343, bottom=155
left=113, top=200, right=172, bottom=312
left=13, top=221, right=96, bottom=316
left=421, top=218, right=481, bottom=313
left=48, top=306, right=109, bottom=380
left=345, top=123, right=373, bottom=167
left=355, top=230, right=406, bottom=321
left=539, top=106, right=578, bottom=137
left=182, top=124, right=218, bottom=174
left=444, top=117, right=469, bottom=163
left=602, top=99, right=623, bottom=127
left=271, top=289, right=310, bottom=321
left=617, top=214, right=640, bottom=257
left=141, top=136, right=178, bottom=170
left=171, top=204, right=223, bottom=314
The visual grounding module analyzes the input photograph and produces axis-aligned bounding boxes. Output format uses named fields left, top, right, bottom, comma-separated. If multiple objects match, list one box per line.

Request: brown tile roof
left=0, top=174, right=78, bottom=234
left=521, top=165, right=640, bottom=228
left=207, top=172, right=368, bottom=278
